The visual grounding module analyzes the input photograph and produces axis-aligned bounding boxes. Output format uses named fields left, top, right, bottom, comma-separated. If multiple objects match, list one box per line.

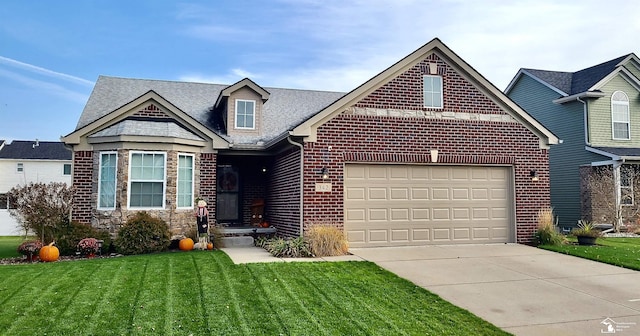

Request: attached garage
left=344, top=164, right=514, bottom=247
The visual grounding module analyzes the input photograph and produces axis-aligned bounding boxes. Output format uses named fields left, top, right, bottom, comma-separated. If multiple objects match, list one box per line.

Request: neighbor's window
left=129, top=152, right=166, bottom=208
left=612, top=91, right=630, bottom=140
left=0, top=194, right=8, bottom=210
left=176, top=154, right=194, bottom=208
left=63, top=163, right=72, bottom=175
left=423, top=75, right=443, bottom=108
left=98, top=152, right=117, bottom=209
left=235, top=99, right=255, bottom=129
left=16, top=163, right=23, bottom=173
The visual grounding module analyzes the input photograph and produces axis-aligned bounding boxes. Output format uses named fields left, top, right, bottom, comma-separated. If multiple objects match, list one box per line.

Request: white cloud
left=176, top=0, right=640, bottom=92
left=179, top=68, right=262, bottom=85
left=0, top=56, right=94, bottom=87
left=0, top=68, right=89, bottom=103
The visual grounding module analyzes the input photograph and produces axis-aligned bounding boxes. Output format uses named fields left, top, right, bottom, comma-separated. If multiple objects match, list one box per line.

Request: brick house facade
left=62, top=38, right=557, bottom=246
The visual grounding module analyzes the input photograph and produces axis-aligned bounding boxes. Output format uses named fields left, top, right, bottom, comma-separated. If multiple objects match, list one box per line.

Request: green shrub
left=306, top=224, right=349, bottom=256
left=54, top=220, right=111, bottom=256
left=261, top=237, right=314, bottom=258
left=114, top=212, right=171, bottom=255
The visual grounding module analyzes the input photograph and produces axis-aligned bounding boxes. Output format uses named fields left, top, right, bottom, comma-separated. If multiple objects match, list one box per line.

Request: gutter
left=287, top=134, right=305, bottom=237
left=577, top=97, right=590, bottom=146
left=553, top=91, right=605, bottom=104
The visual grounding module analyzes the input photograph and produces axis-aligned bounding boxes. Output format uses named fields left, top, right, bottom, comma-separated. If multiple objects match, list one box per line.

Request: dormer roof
left=215, top=77, right=270, bottom=107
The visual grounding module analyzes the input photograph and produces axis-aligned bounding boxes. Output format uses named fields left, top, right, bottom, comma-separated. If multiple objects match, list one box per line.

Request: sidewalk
left=221, top=246, right=364, bottom=264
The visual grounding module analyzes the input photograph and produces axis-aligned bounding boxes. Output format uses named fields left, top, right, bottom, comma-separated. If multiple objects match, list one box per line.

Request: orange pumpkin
left=207, top=242, right=213, bottom=250
left=260, top=221, right=269, bottom=228
left=39, top=242, right=59, bottom=262
left=179, top=238, right=194, bottom=251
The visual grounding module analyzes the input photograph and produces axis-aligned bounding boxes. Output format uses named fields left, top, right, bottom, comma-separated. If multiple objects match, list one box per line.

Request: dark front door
left=217, top=165, right=240, bottom=225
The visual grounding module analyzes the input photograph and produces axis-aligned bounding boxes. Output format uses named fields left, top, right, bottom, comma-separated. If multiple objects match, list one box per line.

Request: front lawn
left=540, top=237, right=640, bottom=271
left=0, top=236, right=24, bottom=259
left=0, top=251, right=509, bottom=335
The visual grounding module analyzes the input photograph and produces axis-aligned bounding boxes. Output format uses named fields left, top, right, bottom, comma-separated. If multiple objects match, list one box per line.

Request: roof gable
left=292, top=38, right=558, bottom=148
left=0, top=140, right=71, bottom=160
left=507, top=53, right=640, bottom=98
left=62, top=90, right=228, bottom=149
left=215, top=78, right=270, bottom=107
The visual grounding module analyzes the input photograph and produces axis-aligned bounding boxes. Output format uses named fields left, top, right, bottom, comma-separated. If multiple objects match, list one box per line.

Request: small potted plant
left=571, top=220, right=601, bottom=246
left=17, top=240, right=43, bottom=262
left=77, top=237, right=100, bottom=258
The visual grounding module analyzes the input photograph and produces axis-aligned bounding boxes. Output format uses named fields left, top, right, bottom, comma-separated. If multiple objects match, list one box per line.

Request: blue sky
left=1, top=0, right=639, bottom=141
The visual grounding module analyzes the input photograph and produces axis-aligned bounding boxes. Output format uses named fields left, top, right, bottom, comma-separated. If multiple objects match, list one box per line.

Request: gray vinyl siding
left=589, top=75, right=640, bottom=147
left=508, top=75, right=603, bottom=227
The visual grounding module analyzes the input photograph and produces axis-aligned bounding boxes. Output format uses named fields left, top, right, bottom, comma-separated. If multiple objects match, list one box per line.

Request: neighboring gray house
left=0, top=140, right=73, bottom=235
left=506, top=53, right=640, bottom=229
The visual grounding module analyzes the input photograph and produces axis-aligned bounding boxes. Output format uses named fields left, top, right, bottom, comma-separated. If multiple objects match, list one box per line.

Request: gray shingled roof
left=90, top=120, right=206, bottom=142
left=592, top=146, right=640, bottom=158
left=77, top=76, right=346, bottom=145
left=523, top=54, right=632, bottom=95
left=0, top=141, right=71, bottom=160
left=522, top=69, right=573, bottom=94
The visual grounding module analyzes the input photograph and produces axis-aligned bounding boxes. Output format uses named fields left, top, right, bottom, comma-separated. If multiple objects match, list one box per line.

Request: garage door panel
left=432, top=188, right=450, bottom=200
left=412, top=188, right=430, bottom=200
left=346, top=187, right=366, bottom=200
left=345, top=164, right=513, bottom=247
left=473, top=227, right=490, bottom=239
left=413, top=229, right=430, bottom=241
left=369, top=230, right=388, bottom=242
left=391, top=229, right=409, bottom=242
left=453, top=228, right=470, bottom=240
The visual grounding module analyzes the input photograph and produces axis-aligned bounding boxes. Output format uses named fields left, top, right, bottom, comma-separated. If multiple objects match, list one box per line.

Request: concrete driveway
left=350, top=244, right=640, bottom=336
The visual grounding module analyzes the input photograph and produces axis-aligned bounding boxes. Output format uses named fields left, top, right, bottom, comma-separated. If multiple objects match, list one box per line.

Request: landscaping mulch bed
left=0, top=253, right=122, bottom=265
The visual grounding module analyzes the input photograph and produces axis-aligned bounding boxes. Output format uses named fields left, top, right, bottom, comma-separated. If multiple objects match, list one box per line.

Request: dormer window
left=612, top=91, right=630, bottom=140
left=235, top=99, right=256, bottom=129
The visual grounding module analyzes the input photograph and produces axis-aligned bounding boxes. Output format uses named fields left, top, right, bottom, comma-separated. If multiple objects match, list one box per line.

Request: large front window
left=423, top=75, right=443, bottom=108
left=129, top=152, right=166, bottom=208
left=176, top=154, right=194, bottom=208
left=98, top=152, right=117, bottom=209
left=612, top=91, right=630, bottom=140
left=235, top=99, right=255, bottom=129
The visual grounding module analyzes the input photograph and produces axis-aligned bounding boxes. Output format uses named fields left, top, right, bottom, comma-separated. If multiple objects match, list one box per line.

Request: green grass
left=0, top=251, right=510, bottom=336
left=540, top=237, right=640, bottom=271
left=0, top=236, right=25, bottom=259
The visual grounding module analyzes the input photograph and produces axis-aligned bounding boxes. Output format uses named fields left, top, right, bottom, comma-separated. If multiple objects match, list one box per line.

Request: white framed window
left=176, top=153, right=194, bottom=208
left=423, top=75, right=443, bottom=108
left=63, top=163, right=72, bottom=176
left=0, top=193, right=8, bottom=210
left=612, top=91, right=630, bottom=140
left=98, top=152, right=117, bottom=209
left=16, top=162, right=23, bottom=173
left=235, top=99, right=255, bottom=129
left=128, top=152, right=166, bottom=208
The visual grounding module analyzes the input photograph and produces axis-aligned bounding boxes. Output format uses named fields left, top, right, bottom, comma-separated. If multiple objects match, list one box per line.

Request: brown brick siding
left=356, top=53, right=504, bottom=114
left=268, top=147, right=302, bottom=237
left=132, top=104, right=172, bottom=119
left=301, top=52, right=551, bottom=244
left=303, top=116, right=549, bottom=244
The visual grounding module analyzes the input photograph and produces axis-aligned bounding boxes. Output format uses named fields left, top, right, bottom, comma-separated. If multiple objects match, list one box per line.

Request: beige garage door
left=344, top=164, right=513, bottom=247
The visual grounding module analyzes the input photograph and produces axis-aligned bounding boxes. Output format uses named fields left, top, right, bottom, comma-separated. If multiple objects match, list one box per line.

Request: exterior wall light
left=530, top=170, right=539, bottom=182
left=321, top=167, right=329, bottom=179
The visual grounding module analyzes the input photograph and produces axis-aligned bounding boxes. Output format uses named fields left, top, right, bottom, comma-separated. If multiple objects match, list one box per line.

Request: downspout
left=287, top=135, right=305, bottom=237
left=577, top=97, right=589, bottom=145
